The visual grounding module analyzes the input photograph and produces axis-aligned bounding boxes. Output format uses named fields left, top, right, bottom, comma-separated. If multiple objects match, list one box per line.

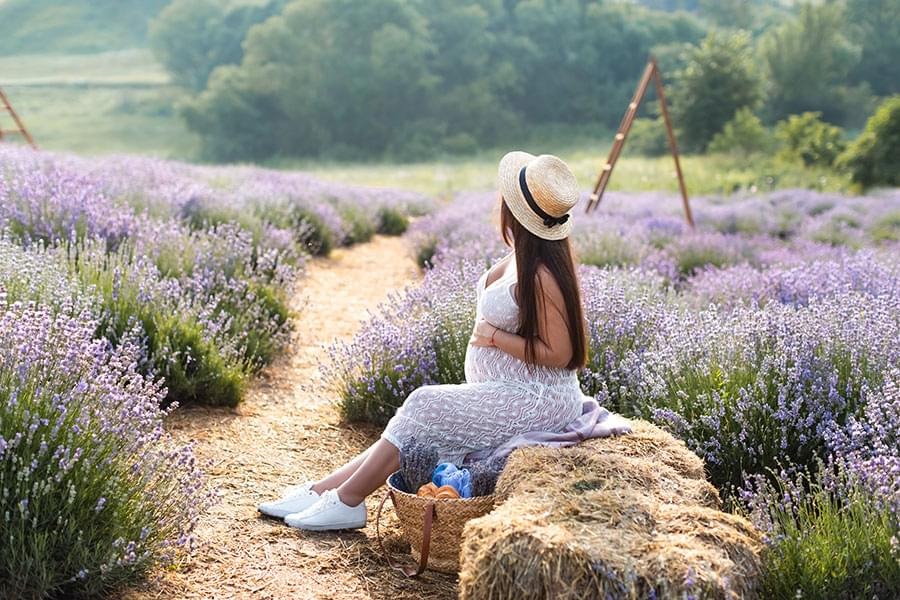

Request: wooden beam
left=585, top=58, right=694, bottom=229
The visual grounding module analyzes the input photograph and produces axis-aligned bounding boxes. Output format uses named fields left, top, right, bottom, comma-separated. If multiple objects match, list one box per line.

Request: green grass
left=0, top=49, right=169, bottom=85
left=758, top=472, right=900, bottom=600
left=278, top=144, right=855, bottom=198
left=0, top=50, right=198, bottom=158
left=0, top=0, right=167, bottom=54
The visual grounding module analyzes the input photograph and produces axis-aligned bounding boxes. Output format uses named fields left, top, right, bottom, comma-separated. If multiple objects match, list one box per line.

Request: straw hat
left=498, top=151, right=579, bottom=241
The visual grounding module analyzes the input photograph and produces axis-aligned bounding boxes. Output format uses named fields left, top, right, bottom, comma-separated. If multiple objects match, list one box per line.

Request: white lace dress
left=380, top=252, right=585, bottom=465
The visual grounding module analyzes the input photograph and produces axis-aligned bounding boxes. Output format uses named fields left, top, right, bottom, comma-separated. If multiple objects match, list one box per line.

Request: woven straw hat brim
left=498, top=151, right=575, bottom=241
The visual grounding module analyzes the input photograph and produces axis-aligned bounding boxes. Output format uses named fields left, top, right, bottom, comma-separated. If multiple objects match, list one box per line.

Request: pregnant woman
left=258, top=151, right=630, bottom=531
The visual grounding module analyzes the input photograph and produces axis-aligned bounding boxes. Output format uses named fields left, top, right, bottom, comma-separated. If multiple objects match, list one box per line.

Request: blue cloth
left=431, top=462, right=473, bottom=498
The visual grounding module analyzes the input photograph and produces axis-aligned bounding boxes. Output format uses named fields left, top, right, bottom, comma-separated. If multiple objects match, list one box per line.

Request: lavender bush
left=643, top=289, right=899, bottom=490
left=0, top=301, right=213, bottom=598
left=324, top=257, right=482, bottom=425
left=70, top=240, right=250, bottom=405
left=742, top=372, right=900, bottom=598
left=744, top=466, right=900, bottom=599
left=0, top=145, right=432, bottom=405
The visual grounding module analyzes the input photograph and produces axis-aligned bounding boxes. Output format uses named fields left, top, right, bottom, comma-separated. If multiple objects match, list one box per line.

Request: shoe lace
left=303, top=490, right=339, bottom=516
left=282, top=482, right=313, bottom=499
left=322, top=489, right=340, bottom=508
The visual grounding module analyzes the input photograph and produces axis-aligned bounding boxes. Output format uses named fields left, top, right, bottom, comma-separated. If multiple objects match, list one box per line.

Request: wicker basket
left=376, top=471, right=495, bottom=576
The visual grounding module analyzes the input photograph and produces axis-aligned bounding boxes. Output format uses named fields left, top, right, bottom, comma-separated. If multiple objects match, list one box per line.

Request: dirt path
left=125, top=235, right=458, bottom=600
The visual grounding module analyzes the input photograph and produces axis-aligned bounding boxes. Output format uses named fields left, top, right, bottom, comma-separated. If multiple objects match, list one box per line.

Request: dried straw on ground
left=458, top=420, right=764, bottom=600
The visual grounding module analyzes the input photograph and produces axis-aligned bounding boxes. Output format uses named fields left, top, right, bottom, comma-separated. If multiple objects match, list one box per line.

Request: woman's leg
left=334, top=438, right=400, bottom=506
left=310, top=442, right=376, bottom=494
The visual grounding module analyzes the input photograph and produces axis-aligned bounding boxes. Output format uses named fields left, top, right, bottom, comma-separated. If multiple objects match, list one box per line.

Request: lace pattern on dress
left=381, top=251, right=584, bottom=464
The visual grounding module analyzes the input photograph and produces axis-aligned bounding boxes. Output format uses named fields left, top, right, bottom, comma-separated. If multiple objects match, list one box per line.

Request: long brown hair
left=499, top=197, right=587, bottom=370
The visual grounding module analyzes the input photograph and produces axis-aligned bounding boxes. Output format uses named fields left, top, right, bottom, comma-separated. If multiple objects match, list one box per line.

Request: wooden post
left=586, top=61, right=654, bottom=213
left=585, top=58, right=693, bottom=229
left=0, top=88, right=38, bottom=149
left=651, top=58, right=693, bottom=228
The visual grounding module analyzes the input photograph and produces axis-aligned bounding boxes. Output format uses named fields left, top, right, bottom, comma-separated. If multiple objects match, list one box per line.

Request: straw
left=458, top=420, right=764, bottom=599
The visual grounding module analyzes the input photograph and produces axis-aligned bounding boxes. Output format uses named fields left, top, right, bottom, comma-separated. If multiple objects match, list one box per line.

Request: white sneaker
left=257, top=482, right=321, bottom=519
left=284, top=489, right=367, bottom=531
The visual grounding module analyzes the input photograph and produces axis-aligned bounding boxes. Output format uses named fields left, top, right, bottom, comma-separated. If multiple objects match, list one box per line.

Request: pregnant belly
left=464, top=343, right=578, bottom=387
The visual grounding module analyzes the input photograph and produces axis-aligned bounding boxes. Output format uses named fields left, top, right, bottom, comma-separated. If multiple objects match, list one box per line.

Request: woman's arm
left=470, top=266, right=574, bottom=369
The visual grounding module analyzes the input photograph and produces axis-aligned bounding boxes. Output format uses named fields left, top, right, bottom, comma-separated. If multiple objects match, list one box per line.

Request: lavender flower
left=0, top=301, right=214, bottom=597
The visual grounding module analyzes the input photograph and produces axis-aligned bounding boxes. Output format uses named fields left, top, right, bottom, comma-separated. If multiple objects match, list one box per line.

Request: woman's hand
left=469, top=317, right=499, bottom=347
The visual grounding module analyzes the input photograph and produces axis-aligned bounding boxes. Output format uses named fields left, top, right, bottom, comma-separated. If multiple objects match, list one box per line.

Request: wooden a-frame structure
left=584, top=57, right=693, bottom=228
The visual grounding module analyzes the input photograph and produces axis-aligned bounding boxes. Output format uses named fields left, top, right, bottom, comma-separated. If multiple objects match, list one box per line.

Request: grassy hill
left=0, top=0, right=168, bottom=54
left=0, top=49, right=197, bottom=157
left=0, top=0, right=189, bottom=156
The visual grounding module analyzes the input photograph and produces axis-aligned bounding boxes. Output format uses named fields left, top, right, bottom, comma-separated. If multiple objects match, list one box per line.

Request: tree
left=168, top=0, right=705, bottom=160
left=668, top=31, right=763, bottom=152
left=181, top=63, right=298, bottom=161
left=398, top=0, right=518, bottom=155
left=775, top=112, right=846, bottom=167
left=838, top=97, right=900, bottom=189
left=708, top=108, right=773, bottom=156
left=845, top=0, right=900, bottom=96
left=697, top=0, right=753, bottom=30
left=149, top=0, right=284, bottom=91
left=182, top=0, right=436, bottom=160
left=506, top=1, right=703, bottom=129
left=761, top=2, right=862, bottom=123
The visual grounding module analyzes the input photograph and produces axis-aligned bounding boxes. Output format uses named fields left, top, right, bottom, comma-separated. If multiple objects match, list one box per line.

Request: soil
left=123, top=235, right=459, bottom=600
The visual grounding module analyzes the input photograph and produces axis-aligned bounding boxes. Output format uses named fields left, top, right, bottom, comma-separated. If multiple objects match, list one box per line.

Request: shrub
left=575, top=231, right=644, bottom=269
left=0, top=237, right=93, bottom=315
left=743, top=369, right=900, bottom=598
left=178, top=197, right=247, bottom=232
left=325, top=260, right=478, bottom=425
left=775, top=112, right=846, bottom=167
left=647, top=292, right=896, bottom=491
left=0, top=238, right=248, bottom=407
left=666, top=232, right=752, bottom=278
left=708, top=108, right=773, bottom=156
left=376, top=206, right=409, bottom=236
left=338, top=204, right=376, bottom=246
left=289, top=205, right=336, bottom=256
left=625, top=118, right=668, bottom=157
left=0, top=302, right=212, bottom=598
left=760, top=2, right=863, bottom=125
left=838, top=95, right=900, bottom=189
left=415, top=237, right=439, bottom=269
left=745, top=468, right=900, bottom=600
left=578, top=267, right=667, bottom=415
left=669, top=30, right=764, bottom=152
left=808, top=219, right=864, bottom=248
left=870, top=211, right=900, bottom=243
left=70, top=242, right=247, bottom=407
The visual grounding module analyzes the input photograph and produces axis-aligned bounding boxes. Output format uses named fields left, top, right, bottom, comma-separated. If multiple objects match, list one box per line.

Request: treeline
left=149, top=0, right=899, bottom=162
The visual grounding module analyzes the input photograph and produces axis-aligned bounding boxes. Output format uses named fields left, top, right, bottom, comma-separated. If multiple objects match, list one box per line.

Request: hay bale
left=458, top=420, right=763, bottom=600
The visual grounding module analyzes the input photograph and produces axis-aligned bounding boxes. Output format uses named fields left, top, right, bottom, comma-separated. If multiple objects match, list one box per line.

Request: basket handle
left=376, top=488, right=435, bottom=578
